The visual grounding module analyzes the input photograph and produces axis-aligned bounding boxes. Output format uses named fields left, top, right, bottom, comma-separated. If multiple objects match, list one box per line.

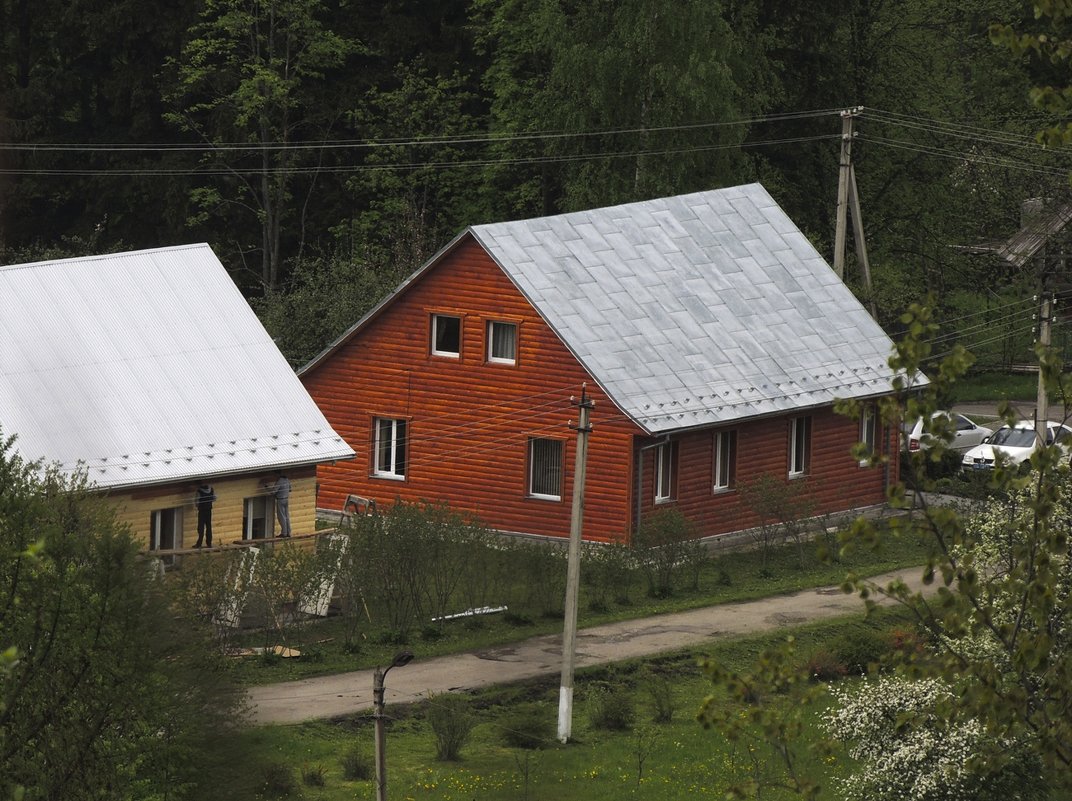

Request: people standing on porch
left=263, top=471, right=292, bottom=538
left=193, top=481, right=216, bottom=548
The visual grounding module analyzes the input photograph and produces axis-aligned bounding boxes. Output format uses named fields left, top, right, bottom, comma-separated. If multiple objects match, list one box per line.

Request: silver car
left=902, top=412, right=993, bottom=454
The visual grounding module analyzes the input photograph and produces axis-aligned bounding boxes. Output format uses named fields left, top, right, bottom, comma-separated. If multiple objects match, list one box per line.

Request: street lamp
left=374, top=650, right=413, bottom=801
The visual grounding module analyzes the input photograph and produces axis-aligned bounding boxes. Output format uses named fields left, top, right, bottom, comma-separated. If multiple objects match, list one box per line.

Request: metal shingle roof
left=471, top=184, right=899, bottom=434
left=0, top=244, right=353, bottom=488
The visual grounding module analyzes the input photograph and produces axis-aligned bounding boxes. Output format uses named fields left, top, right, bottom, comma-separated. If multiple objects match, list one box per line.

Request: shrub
left=341, top=747, right=373, bottom=780
left=427, top=692, right=475, bottom=761
left=587, top=684, right=636, bottom=731
left=633, top=508, right=696, bottom=598
left=500, top=706, right=554, bottom=749
left=832, top=627, right=891, bottom=675
left=805, top=649, right=848, bottom=682
left=301, top=763, right=327, bottom=787
left=641, top=669, right=676, bottom=723
left=261, top=762, right=297, bottom=797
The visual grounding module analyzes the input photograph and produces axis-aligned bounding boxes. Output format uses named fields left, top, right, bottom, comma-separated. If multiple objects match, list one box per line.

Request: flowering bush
left=825, top=676, right=1043, bottom=801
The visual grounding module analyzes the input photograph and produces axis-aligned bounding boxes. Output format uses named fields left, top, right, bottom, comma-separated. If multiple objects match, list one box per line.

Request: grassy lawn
left=946, top=371, right=1037, bottom=403
left=220, top=612, right=910, bottom=800
left=226, top=523, right=931, bottom=686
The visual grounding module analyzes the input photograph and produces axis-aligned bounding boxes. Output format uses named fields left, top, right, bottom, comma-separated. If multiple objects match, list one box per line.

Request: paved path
left=248, top=567, right=929, bottom=725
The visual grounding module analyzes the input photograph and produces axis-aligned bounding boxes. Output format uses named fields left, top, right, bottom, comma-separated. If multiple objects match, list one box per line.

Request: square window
left=655, top=441, right=678, bottom=502
left=373, top=417, right=407, bottom=479
left=431, top=314, right=460, bottom=357
left=713, top=430, right=737, bottom=491
left=528, top=437, right=563, bottom=500
left=487, top=321, right=517, bottom=364
left=789, top=415, right=811, bottom=477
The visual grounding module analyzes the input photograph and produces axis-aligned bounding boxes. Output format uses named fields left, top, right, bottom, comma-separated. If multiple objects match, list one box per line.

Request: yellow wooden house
left=0, top=244, right=354, bottom=552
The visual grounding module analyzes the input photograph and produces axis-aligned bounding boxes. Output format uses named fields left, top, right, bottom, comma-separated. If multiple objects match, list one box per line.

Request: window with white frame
left=859, top=405, right=877, bottom=464
left=789, top=415, right=811, bottom=477
left=487, top=320, right=518, bottom=364
left=655, top=441, right=678, bottom=502
left=713, top=429, right=737, bottom=491
left=431, top=314, right=461, bottom=357
left=149, top=507, right=183, bottom=551
left=528, top=437, right=563, bottom=500
left=373, top=417, right=408, bottom=479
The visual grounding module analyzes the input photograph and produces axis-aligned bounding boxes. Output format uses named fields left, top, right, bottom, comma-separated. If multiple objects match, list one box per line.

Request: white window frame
left=487, top=320, right=518, bottom=365
left=789, top=415, right=811, bottom=477
left=655, top=441, right=677, bottom=503
left=859, top=405, right=877, bottom=465
left=242, top=495, right=275, bottom=540
left=713, top=429, right=737, bottom=492
left=431, top=313, right=461, bottom=358
left=149, top=507, right=183, bottom=551
left=527, top=437, right=563, bottom=500
left=373, top=417, right=408, bottom=480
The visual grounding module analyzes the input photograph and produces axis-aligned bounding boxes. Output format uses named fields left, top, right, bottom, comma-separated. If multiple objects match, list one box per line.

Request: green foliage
left=300, top=763, right=327, bottom=787
left=427, top=692, right=476, bottom=761
left=0, top=430, right=245, bottom=801
left=163, top=0, right=358, bottom=290
left=260, top=761, right=297, bottom=798
left=500, top=705, right=555, bottom=750
left=340, top=746, right=373, bottom=781
left=829, top=627, right=891, bottom=675
left=586, top=683, right=636, bottom=732
left=739, top=473, right=817, bottom=570
left=632, top=508, right=701, bottom=598
left=826, top=677, right=1046, bottom=801
left=640, top=668, right=677, bottom=724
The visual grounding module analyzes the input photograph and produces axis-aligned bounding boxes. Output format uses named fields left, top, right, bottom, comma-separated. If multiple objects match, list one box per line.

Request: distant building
left=301, top=185, right=899, bottom=543
left=0, top=244, right=353, bottom=551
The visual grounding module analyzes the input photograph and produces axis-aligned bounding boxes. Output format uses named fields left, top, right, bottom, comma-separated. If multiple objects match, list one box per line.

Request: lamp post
left=373, top=650, right=413, bottom=801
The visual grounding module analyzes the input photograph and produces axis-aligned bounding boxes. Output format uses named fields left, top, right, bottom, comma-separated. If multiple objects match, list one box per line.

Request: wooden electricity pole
left=833, top=106, right=875, bottom=316
left=558, top=384, right=594, bottom=744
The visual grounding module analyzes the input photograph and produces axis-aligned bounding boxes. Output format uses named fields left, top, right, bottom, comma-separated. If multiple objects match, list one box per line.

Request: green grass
left=218, top=611, right=913, bottom=800
left=946, top=371, right=1038, bottom=403
left=227, top=524, right=931, bottom=686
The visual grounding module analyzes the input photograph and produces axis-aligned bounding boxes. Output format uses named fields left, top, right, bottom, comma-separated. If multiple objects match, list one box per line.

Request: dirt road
left=248, top=567, right=928, bottom=725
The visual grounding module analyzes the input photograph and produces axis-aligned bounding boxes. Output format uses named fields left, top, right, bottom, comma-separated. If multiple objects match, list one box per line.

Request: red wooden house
left=300, top=184, right=900, bottom=544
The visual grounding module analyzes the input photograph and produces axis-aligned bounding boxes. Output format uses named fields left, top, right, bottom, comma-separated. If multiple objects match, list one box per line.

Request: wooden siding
left=302, top=236, right=646, bottom=543
left=637, top=406, right=895, bottom=536
left=108, top=467, right=318, bottom=549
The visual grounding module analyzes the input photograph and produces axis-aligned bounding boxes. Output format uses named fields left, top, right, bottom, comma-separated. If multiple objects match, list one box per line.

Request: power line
left=0, top=134, right=840, bottom=177
left=0, top=108, right=843, bottom=153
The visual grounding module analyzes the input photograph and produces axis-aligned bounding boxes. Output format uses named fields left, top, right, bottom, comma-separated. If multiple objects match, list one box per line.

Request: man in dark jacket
left=194, top=481, right=216, bottom=548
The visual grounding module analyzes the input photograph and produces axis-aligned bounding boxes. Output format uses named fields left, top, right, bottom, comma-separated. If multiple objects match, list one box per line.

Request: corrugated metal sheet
left=0, top=244, right=353, bottom=488
left=470, top=184, right=900, bottom=434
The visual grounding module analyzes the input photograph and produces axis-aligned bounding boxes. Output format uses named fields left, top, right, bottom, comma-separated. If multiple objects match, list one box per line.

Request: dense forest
left=1, top=0, right=1070, bottom=365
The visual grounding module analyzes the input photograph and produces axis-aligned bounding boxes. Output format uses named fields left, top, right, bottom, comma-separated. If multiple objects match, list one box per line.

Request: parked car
left=961, top=420, right=1072, bottom=471
left=902, top=412, right=993, bottom=454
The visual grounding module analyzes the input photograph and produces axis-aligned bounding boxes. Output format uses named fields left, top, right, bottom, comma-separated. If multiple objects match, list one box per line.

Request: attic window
left=487, top=321, right=517, bottom=364
left=431, top=314, right=461, bottom=357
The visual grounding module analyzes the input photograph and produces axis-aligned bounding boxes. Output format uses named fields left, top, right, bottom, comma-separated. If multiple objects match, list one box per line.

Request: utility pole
left=558, top=384, right=594, bottom=744
left=1036, top=292, right=1054, bottom=441
left=833, top=106, right=875, bottom=316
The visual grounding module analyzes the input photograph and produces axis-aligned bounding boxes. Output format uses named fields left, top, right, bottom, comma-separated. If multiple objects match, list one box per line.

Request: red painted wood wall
left=302, top=236, right=645, bottom=543
left=303, top=234, right=895, bottom=543
left=636, top=407, right=896, bottom=537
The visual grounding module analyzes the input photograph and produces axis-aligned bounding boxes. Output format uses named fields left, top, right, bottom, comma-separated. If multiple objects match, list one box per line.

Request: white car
left=902, top=412, right=993, bottom=454
left=961, top=420, right=1072, bottom=471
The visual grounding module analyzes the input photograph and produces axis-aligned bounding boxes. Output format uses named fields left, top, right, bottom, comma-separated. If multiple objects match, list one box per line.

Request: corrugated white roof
left=0, top=244, right=353, bottom=488
left=470, top=184, right=899, bottom=434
